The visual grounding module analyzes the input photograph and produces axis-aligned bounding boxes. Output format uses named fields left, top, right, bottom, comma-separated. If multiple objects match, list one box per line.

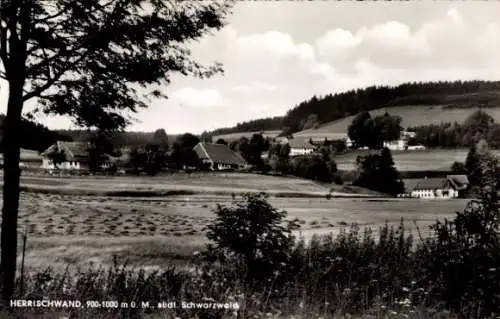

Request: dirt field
left=9, top=191, right=468, bottom=273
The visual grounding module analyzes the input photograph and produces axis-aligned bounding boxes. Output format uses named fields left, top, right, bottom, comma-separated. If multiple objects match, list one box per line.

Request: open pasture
left=11, top=172, right=383, bottom=197
left=10, top=191, right=468, bottom=273
left=333, top=148, right=500, bottom=171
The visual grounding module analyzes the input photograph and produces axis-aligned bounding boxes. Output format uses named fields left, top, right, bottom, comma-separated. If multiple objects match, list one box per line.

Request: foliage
left=0, top=0, right=232, bottom=302
left=236, top=134, right=269, bottom=170
left=268, top=143, right=290, bottom=175
left=289, top=154, right=341, bottom=184
left=353, top=147, right=405, bottom=196
left=450, top=161, right=467, bottom=174
left=215, top=138, right=227, bottom=145
left=169, top=133, right=201, bottom=169
left=348, top=112, right=402, bottom=149
left=0, top=115, right=72, bottom=152
left=415, top=144, right=500, bottom=318
left=44, top=146, right=67, bottom=169
left=127, top=144, right=167, bottom=176
left=150, top=129, right=169, bottom=151
left=410, top=110, right=500, bottom=148
left=203, top=193, right=297, bottom=288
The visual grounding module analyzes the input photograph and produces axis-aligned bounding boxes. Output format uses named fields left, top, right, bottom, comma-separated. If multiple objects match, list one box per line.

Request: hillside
left=294, top=105, right=500, bottom=136
left=207, top=80, right=500, bottom=136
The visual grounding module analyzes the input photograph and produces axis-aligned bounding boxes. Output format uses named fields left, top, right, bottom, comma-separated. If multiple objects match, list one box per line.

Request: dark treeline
left=0, top=115, right=72, bottom=152
left=409, top=110, right=500, bottom=149
left=209, top=116, right=284, bottom=136
left=203, top=80, right=500, bottom=136
left=56, top=129, right=182, bottom=148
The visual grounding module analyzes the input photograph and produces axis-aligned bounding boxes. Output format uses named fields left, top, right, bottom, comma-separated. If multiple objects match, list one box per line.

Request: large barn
left=193, top=142, right=248, bottom=171
left=400, top=175, right=469, bottom=199
left=41, top=141, right=112, bottom=170
left=286, top=138, right=316, bottom=157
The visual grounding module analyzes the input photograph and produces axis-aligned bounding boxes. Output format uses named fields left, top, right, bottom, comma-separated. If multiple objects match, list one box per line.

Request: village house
left=193, top=142, right=248, bottom=171
left=400, top=175, right=469, bottom=199
left=41, top=141, right=112, bottom=171
left=383, top=131, right=418, bottom=151
left=287, top=138, right=316, bottom=157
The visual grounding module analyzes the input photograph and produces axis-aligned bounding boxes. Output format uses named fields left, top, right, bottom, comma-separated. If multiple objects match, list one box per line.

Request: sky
left=2, top=1, right=500, bottom=134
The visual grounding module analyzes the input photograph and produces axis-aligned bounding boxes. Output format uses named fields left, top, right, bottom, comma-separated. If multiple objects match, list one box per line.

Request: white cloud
left=169, top=87, right=225, bottom=108
left=10, top=3, right=500, bottom=134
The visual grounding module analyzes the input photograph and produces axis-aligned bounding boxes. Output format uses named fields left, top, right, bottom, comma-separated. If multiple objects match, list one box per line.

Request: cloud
left=19, top=4, right=500, bottom=134
left=169, top=87, right=225, bottom=108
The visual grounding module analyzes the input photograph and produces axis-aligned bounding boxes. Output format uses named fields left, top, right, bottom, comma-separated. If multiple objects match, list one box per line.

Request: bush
left=202, top=193, right=298, bottom=289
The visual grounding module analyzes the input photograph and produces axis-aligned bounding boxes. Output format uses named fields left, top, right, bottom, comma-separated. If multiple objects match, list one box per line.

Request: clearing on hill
left=294, top=105, right=500, bottom=136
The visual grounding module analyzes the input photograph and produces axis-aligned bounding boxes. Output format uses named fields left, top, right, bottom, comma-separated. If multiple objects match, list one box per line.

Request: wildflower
left=402, top=287, right=409, bottom=292
left=390, top=310, right=397, bottom=315
left=410, top=280, right=416, bottom=286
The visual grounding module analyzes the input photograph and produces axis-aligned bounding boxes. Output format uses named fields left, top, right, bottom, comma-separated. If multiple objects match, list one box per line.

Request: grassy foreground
left=5, top=191, right=500, bottom=319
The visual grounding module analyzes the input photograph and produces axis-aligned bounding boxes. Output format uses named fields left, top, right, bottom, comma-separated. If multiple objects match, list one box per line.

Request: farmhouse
left=193, top=142, right=248, bottom=171
left=401, top=175, right=469, bottom=199
left=383, top=130, right=418, bottom=151
left=41, top=141, right=112, bottom=170
left=287, top=138, right=316, bottom=157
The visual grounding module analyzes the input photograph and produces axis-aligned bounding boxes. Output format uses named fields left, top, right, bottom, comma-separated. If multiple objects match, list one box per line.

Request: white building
left=400, top=175, right=469, bottom=199
left=383, top=131, right=417, bottom=151
left=287, top=138, right=316, bottom=157
left=41, top=141, right=112, bottom=171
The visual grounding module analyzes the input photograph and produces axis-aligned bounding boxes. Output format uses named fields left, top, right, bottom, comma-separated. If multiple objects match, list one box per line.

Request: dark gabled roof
left=412, top=178, right=450, bottom=191
left=194, top=142, right=247, bottom=166
left=287, top=138, right=316, bottom=149
left=41, top=141, right=90, bottom=161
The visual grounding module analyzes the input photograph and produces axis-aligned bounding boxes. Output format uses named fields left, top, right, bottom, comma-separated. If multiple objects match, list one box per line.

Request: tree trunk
left=1, top=85, right=23, bottom=304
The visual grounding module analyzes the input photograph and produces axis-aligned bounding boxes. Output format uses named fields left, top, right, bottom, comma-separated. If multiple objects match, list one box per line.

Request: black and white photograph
left=1, top=0, right=500, bottom=318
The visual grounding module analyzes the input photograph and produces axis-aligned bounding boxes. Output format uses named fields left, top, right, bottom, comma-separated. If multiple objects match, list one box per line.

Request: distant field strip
left=6, top=173, right=384, bottom=198
left=334, top=148, right=500, bottom=171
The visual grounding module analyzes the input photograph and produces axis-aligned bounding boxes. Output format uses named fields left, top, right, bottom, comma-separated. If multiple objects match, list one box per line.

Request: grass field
left=10, top=189, right=467, bottom=274
left=294, top=105, right=500, bottom=136
left=333, top=148, right=500, bottom=171
left=11, top=172, right=384, bottom=197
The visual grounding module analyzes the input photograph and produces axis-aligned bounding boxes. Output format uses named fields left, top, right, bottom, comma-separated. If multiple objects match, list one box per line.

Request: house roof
left=287, top=138, right=316, bottom=149
left=193, top=142, right=247, bottom=166
left=41, top=141, right=90, bottom=161
left=412, top=178, right=450, bottom=191
left=447, top=175, right=469, bottom=190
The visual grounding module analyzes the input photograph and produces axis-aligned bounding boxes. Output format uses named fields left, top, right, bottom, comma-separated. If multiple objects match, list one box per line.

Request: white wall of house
left=383, top=139, right=407, bottom=151
left=41, top=158, right=81, bottom=170
left=410, top=188, right=458, bottom=199
left=215, top=163, right=233, bottom=170
left=290, top=148, right=314, bottom=156
left=407, top=145, right=426, bottom=151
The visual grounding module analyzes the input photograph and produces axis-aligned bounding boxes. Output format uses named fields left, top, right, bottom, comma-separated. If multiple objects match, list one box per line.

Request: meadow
left=0, top=172, right=481, bottom=318
left=13, top=189, right=466, bottom=273
left=333, top=148, right=500, bottom=171
left=294, top=105, right=500, bottom=136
